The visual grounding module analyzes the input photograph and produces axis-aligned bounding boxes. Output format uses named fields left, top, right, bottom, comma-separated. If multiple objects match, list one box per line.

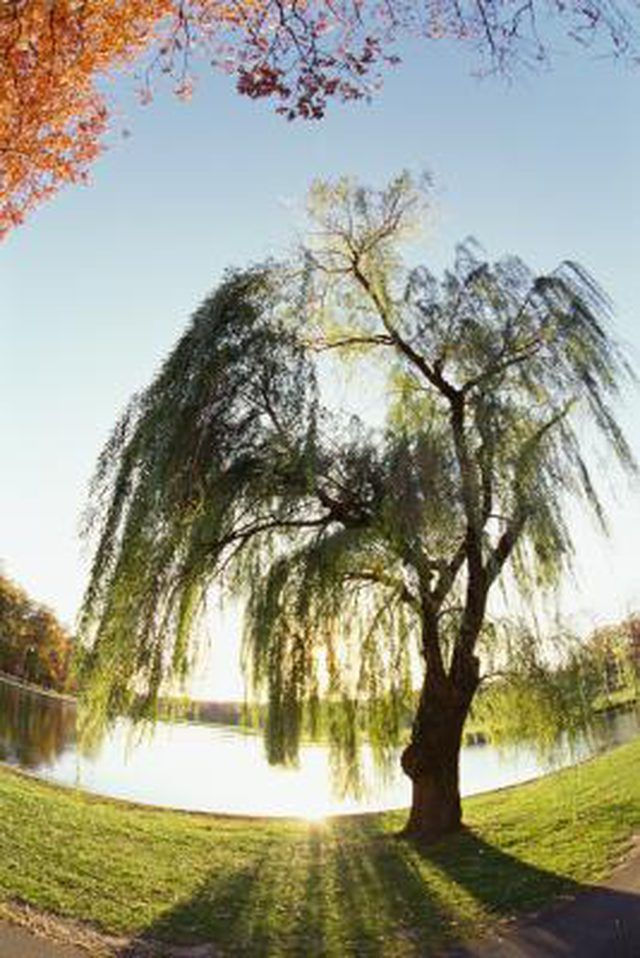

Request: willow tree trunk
left=400, top=661, right=479, bottom=842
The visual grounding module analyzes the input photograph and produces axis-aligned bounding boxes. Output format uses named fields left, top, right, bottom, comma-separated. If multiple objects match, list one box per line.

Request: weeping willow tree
left=78, top=173, right=636, bottom=841
left=469, top=620, right=611, bottom=759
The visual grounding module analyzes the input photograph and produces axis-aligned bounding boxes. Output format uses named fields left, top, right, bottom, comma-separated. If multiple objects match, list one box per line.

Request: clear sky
left=1, top=36, right=639, bottom=698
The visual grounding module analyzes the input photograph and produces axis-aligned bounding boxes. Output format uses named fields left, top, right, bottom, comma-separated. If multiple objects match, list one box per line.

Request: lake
left=0, top=676, right=638, bottom=818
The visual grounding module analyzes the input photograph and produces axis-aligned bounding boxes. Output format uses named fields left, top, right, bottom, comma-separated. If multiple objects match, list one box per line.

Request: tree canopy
left=78, top=173, right=636, bottom=837
left=0, top=573, right=74, bottom=692
left=2, top=0, right=640, bottom=238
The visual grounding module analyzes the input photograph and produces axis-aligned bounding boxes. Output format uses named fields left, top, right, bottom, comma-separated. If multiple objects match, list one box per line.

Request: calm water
left=0, top=676, right=638, bottom=818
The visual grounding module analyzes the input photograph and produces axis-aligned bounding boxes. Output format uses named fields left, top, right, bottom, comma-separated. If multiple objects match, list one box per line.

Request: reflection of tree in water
left=593, top=705, right=640, bottom=752
left=0, top=680, right=76, bottom=769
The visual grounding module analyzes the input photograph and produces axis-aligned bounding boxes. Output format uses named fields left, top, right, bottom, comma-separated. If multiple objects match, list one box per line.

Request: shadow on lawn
left=115, top=821, right=606, bottom=957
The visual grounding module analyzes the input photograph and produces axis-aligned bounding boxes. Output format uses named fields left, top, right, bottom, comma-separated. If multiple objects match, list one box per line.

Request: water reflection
left=0, top=677, right=637, bottom=817
left=0, top=679, right=76, bottom=768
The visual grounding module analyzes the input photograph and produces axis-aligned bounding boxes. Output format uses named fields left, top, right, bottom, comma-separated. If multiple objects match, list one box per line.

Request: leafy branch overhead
left=2, top=0, right=640, bottom=236
left=78, top=174, right=636, bottom=839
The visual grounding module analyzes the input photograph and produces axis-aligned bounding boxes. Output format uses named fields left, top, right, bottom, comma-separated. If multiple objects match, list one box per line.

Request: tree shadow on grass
left=117, top=821, right=633, bottom=957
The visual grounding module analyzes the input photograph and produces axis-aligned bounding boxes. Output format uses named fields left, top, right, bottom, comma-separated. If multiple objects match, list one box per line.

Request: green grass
left=0, top=738, right=639, bottom=956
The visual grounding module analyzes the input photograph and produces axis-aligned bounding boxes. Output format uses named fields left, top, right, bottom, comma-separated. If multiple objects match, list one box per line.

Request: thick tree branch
left=307, top=333, right=394, bottom=351
left=349, top=256, right=460, bottom=402
left=343, top=570, right=420, bottom=610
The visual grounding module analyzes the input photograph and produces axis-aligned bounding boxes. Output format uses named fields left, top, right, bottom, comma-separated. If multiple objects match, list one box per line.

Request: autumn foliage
left=2, top=0, right=639, bottom=239
left=0, top=573, right=74, bottom=692
left=0, top=1, right=170, bottom=237
left=0, top=0, right=382, bottom=238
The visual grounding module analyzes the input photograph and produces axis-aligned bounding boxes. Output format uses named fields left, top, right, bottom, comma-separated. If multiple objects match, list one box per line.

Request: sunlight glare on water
left=1, top=679, right=639, bottom=818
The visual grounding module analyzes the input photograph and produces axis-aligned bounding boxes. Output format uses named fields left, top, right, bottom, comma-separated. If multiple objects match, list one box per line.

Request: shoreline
left=1, top=726, right=638, bottom=825
left=1, top=672, right=638, bottom=822
left=0, top=670, right=75, bottom=704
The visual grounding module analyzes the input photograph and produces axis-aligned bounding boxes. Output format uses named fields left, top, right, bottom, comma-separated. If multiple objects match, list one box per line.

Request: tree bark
left=400, top=659, right=479, bottom=842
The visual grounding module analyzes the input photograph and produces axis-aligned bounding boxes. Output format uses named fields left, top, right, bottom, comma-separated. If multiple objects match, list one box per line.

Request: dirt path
left=0, top=904, right=110, bottom=958
left=0, top=903, right=216, bottom=958
left=0, top=922, right=84, bottom=958
left=445, top=836, right=640, bottom=957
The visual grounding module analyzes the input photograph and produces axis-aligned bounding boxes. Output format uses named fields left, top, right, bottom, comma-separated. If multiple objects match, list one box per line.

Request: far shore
left=1, top=669, right=637, bottom=747
left=0, top=669, right=75, bottom=704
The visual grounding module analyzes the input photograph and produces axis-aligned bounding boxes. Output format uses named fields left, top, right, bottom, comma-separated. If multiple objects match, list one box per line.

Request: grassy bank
left=0, top=738, right=639, bottom=956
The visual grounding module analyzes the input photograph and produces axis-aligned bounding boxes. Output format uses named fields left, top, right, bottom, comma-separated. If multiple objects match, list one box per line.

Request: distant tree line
left=0, top=574, right=74, bottom=693
left=588, top=614, right=640, bottom=700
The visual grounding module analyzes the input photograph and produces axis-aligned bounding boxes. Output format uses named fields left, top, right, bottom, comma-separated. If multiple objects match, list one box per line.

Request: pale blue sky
left=1, top=39, right=639, bottom=697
